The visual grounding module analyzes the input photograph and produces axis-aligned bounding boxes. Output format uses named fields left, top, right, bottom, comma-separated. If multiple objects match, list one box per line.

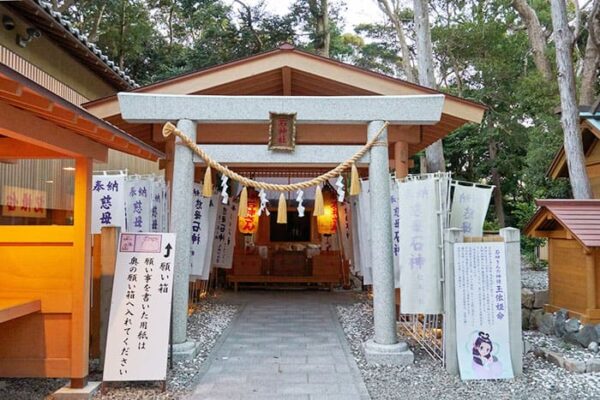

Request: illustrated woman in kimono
left=472, top=331, right=502, bottom=378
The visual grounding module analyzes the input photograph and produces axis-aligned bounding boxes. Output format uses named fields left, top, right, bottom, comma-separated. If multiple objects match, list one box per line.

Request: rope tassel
left=313, top=186, right=324, bottom=216
left=238, top=186, right=248, bottom=217
left=277, top=193, right=287, bottom=224
left=202, top=166, right=213, bottom=197
left=349, top=163, right=361, bottom=196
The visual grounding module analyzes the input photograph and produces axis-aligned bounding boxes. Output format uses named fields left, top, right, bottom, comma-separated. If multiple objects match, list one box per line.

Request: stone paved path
left=188, top=291, right=370, bottom=400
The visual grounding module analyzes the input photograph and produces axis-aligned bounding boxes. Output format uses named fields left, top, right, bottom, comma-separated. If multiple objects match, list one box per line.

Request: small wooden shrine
left=525, top=199, right=600, bottom=323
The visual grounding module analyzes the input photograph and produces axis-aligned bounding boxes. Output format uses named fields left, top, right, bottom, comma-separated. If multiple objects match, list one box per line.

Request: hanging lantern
left=316, top=183, right=338, bottom=236
left=238, top=187, right=260, bottom=235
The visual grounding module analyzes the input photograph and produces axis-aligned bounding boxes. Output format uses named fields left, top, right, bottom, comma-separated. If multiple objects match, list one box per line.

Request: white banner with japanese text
left=398, top=178, right=442, bottom=314
left=125, top=177, right=153, bottom=233
left=212, top=201, right=237, bottom=269
left=390, top=179, right=401, bottom=288
left=450, top=184, right=493, bottom=237
left=190, top=184, right=210, bottom=278
left=200, top=194, right=219, bottom=280
left=454, top=242, right=513, bottom=380
left=356, top=180, right=372, bottom=285
left=91, top=175, right=125, bottom=234
left=103, top=232, right=176, bottom=381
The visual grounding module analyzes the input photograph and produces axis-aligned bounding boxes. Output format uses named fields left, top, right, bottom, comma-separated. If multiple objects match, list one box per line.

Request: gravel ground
left=0, top=299, right=238, bottom=400
left=521, top=262, right=548, bottom=291
left=525, top=331, right=600, bottom=363
left=337, top=300, right=600, bottom=400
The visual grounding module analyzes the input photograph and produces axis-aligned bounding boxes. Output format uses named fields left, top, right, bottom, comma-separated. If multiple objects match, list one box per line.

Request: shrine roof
left=525, top=199, right=600, bottom=249
left=82, top=44, right=487, bottom=158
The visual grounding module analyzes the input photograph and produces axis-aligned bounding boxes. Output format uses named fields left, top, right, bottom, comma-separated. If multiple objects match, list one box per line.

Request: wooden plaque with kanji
left=268, top=112, right=296, bottom=151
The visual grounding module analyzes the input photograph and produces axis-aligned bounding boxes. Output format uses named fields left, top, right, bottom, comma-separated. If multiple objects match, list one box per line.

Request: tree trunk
left=580, top=1, right=600, bottom=106
left=551, top=0, right=593, bottom=199
left=377, top=0, right=416, bottom=82
left=413, top=0, right=446, bottom=172
left=308, top=0, right=330, bottom=58
left=512, top=0, right=553, bottom=82
left=488, top=139, right=506, bottom=227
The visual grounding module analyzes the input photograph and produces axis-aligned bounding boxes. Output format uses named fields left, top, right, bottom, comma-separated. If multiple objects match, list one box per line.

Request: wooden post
left=585, top=248, right=597, bottom=312
left=443, top=228, right=463, bottom=376
left=71, top=157, right=92, bottom=387
left=394, top=141, right=409, bottom=179
left=99, top=226, right=120, bottom=367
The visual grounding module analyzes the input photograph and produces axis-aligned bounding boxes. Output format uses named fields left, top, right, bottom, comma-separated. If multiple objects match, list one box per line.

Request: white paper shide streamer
left=220, top=175, right=229, bottom=204
left=335, top=175, right=345, bottom=202
left=258, top=188, right=270, bottom=216
left=296, top=190, right=305, bottom=217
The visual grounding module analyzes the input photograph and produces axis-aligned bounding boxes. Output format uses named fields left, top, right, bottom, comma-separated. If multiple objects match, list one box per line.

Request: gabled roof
left=5, top=0, right=137, bottom=90
left=548, top=113, right=600, bottom=179
left=83, top=44, right=486, bottom=156
left=524, top=199, right=600, bottom=249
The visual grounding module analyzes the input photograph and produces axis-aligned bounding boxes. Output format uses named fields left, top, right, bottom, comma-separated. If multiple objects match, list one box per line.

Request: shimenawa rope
left=161, top=121, right=389, bottom=192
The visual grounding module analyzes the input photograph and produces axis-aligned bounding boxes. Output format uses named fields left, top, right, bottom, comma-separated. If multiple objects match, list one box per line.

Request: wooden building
left=548, top=110, right=600, bottom=196
left=0, top=0, right=162, bottom=388
left=84, top=43, right=486, bottom=295
left=525, top=199, right=600, bottom=323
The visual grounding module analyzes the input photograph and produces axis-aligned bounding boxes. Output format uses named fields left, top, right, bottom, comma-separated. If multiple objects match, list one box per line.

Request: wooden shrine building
left=525, top=199, right=600, bottom=323
left=84, top=43, right=487, bottom=362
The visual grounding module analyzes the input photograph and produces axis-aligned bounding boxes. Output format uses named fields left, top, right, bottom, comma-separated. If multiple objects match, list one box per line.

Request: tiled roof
left=532, top=199, right=600, bottom=248
left=7, top=0, right=138, bottom=89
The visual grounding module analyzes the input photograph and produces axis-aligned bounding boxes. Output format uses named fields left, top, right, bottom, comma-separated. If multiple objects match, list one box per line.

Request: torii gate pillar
left=363, top=121, right=414, bottom=365
left=170, top=119, right=199, bottom=360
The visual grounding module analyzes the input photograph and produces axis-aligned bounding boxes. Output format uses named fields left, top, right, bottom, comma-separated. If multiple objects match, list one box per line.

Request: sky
left=230, top=0, right=386, bottom=34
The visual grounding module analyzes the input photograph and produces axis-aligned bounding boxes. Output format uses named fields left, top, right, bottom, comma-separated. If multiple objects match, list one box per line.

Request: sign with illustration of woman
left=454, top=242, right=514, bottom=380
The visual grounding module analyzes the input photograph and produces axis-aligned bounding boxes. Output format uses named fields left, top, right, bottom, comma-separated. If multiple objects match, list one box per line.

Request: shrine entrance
left=84, top=44, right=485, bottom=365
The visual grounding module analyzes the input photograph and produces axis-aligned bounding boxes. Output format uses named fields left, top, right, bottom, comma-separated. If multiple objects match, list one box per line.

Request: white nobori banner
left=398, top=178, right=443, bottom=314
left=91, top=174, right=126, bottom=234
left=212, top=201, right=237, bottom=269
left=450, top=184, right=493, bottom=237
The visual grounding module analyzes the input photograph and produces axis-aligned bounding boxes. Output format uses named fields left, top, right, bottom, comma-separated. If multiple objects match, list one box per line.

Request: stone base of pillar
left=172, top=340, right=201, bottom=362
left=362, top=338, right=414, bottom=366
left=52, top=382, right=101, bottom=400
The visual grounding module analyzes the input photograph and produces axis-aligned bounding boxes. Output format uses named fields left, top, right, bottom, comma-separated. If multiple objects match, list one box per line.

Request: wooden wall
left=0, top=157, right=91, bottom=379
left=548, top=238, right=587, bottom=314
left=585, top=140, right=600, bottom=198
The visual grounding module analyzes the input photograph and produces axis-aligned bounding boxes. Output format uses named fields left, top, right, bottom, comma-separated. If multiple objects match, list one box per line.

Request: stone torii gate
left=118, top=93, right=445, bottom=364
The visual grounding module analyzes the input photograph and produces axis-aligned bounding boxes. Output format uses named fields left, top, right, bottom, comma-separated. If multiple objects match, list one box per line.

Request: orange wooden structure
left=0, top=65, right=161, bottom=385
left=525, top=199, right=600, bottom=323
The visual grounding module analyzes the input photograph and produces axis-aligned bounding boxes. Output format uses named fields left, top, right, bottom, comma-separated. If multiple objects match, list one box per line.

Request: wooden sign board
left=1, top=185, right=47, bottom=218
left=103, top=232, right=176, bottom=382
left=268, top=112, right=296, bottom=151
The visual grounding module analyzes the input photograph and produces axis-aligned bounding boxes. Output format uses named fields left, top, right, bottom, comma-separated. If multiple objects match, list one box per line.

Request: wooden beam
left=118, top=93, right=445, bottom=124
left=192, top=144, right=370, bottom=166
left=195, top=123, right=422, bottom=144
left=0, top=138, right=68, bottom=158
left=0, top=101, right=108, bottom=162
left=282, top=67, right=292, bottom=96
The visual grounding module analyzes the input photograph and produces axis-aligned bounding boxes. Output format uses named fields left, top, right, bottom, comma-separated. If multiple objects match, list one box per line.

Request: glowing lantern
left=238, top=187, right=260, bottom=235
left=317, top=184, right=338, bottom=236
